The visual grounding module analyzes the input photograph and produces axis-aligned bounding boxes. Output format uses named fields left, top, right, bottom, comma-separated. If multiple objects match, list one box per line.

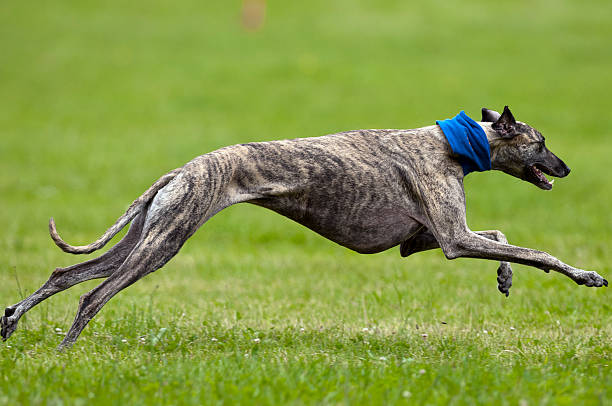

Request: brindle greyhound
left=1, top=106, right=607, bottom=349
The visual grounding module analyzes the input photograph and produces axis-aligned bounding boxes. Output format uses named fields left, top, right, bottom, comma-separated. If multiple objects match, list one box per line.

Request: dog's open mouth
left=529, top=164, right=554, bottom=190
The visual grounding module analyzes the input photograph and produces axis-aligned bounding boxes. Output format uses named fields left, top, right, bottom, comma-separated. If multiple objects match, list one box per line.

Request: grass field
left=1, top=0, right=611, bottom=404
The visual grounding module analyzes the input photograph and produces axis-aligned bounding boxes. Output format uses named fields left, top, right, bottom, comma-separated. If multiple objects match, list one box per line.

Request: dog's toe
left=496, top=263, right=513, bottom=296
left=1, top=316, right=12, bottom=341
left=1, top=307, right=20, bottom=341
left=497, top=285, right=510, bottom=297
left=576, top=270, right=607, bottom=288
left=1, top=316, right=6, bottom=341
left=497, top=284, right=510, bottom=297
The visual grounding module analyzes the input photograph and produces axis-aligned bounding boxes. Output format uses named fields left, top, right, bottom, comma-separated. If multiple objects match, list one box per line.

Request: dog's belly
left=249, top=197, right=423, bottom=254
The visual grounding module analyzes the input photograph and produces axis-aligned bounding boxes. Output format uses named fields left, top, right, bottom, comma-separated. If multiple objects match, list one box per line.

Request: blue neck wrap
left=436, top=111, right=491, bottom=176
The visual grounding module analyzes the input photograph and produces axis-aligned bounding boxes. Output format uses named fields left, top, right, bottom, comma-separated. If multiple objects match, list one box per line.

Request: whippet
left=2, top=106, right=607, bottom=349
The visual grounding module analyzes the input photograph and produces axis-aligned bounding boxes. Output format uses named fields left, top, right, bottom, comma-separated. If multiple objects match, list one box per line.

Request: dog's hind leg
left=57, top=235, right=176, bottom=350
left=401, top=228, right=513, bottom=296
left=1, top=212, right=146, bottom=341
left=57, top=168, right=229, bottom=349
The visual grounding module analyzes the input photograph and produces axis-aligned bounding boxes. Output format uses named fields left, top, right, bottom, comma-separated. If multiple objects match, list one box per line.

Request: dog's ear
left=491, top=105, right=518, bottom=138
left=481, top=108, right=501, bottom=122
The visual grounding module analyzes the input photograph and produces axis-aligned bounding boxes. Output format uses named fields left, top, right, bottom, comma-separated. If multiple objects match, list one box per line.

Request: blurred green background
left=0, top=1, right=610, bottom=404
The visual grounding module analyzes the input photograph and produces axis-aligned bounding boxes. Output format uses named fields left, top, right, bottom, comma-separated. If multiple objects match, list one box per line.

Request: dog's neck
left=477, top=122, right=509, bottom=170
left=477, top=122, right=502, bottom=143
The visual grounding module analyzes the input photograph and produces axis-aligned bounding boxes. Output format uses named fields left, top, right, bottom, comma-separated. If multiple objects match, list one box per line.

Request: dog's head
left=481, top=106, right=570, bottom=190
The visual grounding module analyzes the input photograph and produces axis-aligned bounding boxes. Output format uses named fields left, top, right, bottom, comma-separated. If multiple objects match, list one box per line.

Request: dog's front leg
left=476, top=230, right=513, bottom=296
left=441, top=233, right=607, bottom=287
left=419, top=176, right=607, bottom=288
left=401, top=228, right=513, bottom=295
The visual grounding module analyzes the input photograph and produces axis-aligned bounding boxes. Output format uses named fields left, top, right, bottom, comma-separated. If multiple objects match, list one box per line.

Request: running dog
left=2, top=106, right=607, bottom=349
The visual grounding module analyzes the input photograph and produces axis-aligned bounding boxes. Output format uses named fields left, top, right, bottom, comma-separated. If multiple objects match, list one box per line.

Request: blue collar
left=436, top=111, right=491, bottom=176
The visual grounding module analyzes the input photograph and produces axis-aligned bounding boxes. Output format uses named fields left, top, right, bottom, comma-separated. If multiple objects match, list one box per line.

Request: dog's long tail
left=49, top=168, right=182, bottom=254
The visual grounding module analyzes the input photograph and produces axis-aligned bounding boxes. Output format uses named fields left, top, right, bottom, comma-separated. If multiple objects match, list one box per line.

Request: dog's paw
left=1, top=309, right=18, bottom=342
left=574, top=270, right=608, bottom=288
left=497, top=263, right=513, bottom=297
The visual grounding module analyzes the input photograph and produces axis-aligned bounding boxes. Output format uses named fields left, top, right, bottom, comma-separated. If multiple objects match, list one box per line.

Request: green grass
left=1, top=0, right=611, bottom=404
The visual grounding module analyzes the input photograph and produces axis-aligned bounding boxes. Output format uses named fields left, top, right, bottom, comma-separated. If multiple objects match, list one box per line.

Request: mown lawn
left=0, top=1, right=610, bottom=404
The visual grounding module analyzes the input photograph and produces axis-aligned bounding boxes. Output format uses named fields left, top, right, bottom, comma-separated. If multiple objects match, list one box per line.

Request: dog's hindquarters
left=2, top=158, right=227, bottom=343
left=56, top=153, right=250, bottom=348
left=2, top=149, right=257, bottom=345
left=1, top=168, right=186, bottom=342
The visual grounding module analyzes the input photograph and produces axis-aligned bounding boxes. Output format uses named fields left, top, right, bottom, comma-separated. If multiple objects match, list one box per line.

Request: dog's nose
left=562, top=162, right=571, bottom=176
left=558, top=160, right=571, bottom=177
